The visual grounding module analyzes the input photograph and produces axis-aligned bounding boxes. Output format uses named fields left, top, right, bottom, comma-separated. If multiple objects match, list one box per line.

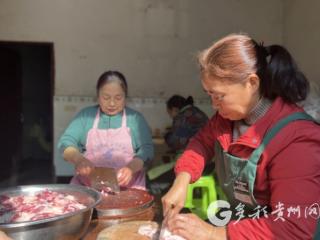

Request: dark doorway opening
left=0, top=41, right=55, bottom=187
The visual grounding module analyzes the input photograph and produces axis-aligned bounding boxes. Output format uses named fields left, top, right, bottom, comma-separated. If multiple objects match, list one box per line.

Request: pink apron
left=70, top=109, right=146, bottom=189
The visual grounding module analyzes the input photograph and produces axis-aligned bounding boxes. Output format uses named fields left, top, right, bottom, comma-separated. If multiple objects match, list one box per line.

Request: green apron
left=314, top=219, right=320, bottom=240
left=214, top=112, right=314, bottom=211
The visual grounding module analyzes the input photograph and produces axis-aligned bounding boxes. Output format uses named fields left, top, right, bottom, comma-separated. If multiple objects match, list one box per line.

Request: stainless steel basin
left=0, top=184, right=101, bottom=240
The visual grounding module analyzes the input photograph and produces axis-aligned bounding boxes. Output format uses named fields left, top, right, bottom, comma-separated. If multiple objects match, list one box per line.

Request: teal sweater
left=58, top=105, right=154, bottom=165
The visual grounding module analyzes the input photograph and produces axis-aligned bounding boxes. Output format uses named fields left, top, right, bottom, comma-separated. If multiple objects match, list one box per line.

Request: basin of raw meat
left=0, top=189, right=86, bottom=223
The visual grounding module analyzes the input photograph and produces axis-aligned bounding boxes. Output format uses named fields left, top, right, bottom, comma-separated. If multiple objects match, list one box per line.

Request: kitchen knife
left=89, top=167, right=120, bottom=193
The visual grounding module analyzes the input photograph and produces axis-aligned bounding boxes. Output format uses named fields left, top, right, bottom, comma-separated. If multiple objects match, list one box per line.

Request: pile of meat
left=138, top=223, right=159, bottom=239
left=159, top=227, right=186, bottom=240
left=0, top=190, right=86, bottom=223
left=137, top=223, right=186, bottom=240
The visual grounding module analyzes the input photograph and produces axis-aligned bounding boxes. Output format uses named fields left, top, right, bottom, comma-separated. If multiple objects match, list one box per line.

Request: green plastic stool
left=184, top=175, right=217, bottom=220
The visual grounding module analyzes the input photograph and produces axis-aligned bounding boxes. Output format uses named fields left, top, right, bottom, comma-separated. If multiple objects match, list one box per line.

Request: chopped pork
left=160, top=227, right=186, bottom=240
left=138, top=223, right=158, bottom=239
left=0, top=190, right=86, bottom=223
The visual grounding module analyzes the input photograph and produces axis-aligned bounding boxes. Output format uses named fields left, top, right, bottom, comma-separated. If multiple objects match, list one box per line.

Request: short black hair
left=167, top=95, right=194, bottom=110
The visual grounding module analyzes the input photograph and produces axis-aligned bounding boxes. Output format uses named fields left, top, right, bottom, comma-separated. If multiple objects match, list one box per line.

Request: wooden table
left=83, top=196, right=163, bottom=240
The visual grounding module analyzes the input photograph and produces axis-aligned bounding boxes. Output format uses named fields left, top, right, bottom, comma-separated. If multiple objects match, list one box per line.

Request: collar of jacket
left=215, top=97, right=304, bottom=152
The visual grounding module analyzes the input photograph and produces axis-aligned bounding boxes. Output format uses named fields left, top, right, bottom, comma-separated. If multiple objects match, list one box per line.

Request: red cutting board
left=96, top=221, right=159, bottom=240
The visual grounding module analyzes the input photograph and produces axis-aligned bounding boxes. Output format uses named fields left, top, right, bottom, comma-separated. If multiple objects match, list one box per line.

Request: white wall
left=0, top=0, right=284, bottom=176
left=283, top=0, right=320, bottom=95
left=0, top=0, right=283, bottom=98
left=283, top=0, right=320, bottom=124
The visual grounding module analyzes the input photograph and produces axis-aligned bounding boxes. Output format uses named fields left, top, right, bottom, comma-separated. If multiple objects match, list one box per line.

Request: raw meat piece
left=0, top=190, right=86, bottom=223
left=138, top=223, right=158, bottom=239
left=160, top=227, right=186, bottom=240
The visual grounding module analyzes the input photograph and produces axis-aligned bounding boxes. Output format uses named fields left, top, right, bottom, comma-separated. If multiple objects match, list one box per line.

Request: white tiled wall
left=53, top=96, right=213, bottom=176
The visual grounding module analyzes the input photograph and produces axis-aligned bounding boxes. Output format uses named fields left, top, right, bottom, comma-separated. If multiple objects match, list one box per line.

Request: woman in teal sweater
left=58, top=71, right=154, bottom=189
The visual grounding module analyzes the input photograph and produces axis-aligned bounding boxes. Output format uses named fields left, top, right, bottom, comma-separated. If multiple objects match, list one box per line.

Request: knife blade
left=159, top=209, right=170, bottom=240
left=159, top=223, right=165, bottom=240
left=89, top=167, right=120, bottom=193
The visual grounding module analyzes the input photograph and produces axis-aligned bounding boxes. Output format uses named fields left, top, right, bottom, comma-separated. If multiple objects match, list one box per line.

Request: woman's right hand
left=161, top=172, right=191, bottom=218
left=63, top=147, right=94, bottom=176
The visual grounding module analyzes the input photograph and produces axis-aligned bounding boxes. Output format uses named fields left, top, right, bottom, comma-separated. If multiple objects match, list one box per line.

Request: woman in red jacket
left=162, top=33, right=320, bottom=240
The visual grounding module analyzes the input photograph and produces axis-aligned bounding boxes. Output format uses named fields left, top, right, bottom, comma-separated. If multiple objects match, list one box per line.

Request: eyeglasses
left=101, top=95, right=125, bottom=103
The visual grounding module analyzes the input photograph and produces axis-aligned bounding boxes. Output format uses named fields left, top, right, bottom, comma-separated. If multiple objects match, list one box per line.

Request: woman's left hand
left=167, top=213, right=226, bottom=240
left=117, top=158, right=144, bottom=186
left=117, top=167, right=133, bottom=186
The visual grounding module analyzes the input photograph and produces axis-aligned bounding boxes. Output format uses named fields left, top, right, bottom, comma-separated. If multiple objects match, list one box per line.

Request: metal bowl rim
left=0, top=184, right=101, bottom=228
left=96, top=198, right=154, bottom=217
left=95, top=190, right=154, bottom=215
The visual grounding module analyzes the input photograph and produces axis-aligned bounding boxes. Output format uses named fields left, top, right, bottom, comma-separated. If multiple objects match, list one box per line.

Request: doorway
left=0, top=41, right=54, bottom=186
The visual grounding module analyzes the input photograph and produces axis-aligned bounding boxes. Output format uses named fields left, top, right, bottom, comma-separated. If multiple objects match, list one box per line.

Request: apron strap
left=314, top=219, right=320, bottom=240
left=248, top=112, right=314, bottom=164
left=93, top=108, right=100, bottom=129
left=121, top=109, right=127, bottom=128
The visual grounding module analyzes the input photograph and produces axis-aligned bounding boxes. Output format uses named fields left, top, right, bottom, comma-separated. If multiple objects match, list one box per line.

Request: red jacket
left=175, top=97, right=320, bottom=239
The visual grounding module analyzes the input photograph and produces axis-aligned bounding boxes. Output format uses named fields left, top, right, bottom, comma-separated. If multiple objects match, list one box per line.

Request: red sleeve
left=174, top=116, right=217, bottom=182
left=227, top=123, right=320, bottom=239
